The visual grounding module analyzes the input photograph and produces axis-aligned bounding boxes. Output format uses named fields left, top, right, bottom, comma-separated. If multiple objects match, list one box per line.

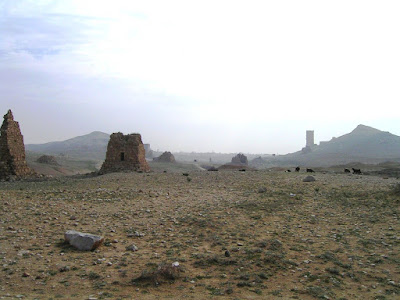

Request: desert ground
left=0, top=168, right=399, bottom=299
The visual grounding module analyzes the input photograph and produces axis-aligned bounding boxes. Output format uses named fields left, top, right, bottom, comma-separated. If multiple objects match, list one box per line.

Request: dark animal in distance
left=344, top=168, right=351, bottom=173
left=352, top=168, right=362, bottom=174
left=286, top=169, right=291, bottom=172
left=295, top=167, right=300, bottom=172
left=306, top=168, right=315, bottom=173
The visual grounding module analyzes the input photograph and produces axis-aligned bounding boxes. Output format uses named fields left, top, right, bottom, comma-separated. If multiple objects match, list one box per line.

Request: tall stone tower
left=306, top=130, right=315, bottom=147
left=0, top=110, right=33, bottom=179
left=100, top=132, right=150, bottom=174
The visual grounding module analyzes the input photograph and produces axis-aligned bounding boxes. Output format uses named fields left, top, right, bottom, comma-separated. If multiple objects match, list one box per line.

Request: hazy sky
left=1, top=0, right=399, bottom=154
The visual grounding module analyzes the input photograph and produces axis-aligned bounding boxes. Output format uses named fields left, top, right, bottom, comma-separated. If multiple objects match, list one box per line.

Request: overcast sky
left=1, top=0, right=399, bottom=154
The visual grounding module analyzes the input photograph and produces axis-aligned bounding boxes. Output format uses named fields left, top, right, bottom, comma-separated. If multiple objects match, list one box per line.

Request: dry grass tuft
left=132, top=262, right=183, bottom=286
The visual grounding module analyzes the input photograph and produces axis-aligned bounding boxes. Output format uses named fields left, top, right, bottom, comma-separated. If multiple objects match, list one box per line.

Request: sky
left=1, top=0, right=399, bottom=154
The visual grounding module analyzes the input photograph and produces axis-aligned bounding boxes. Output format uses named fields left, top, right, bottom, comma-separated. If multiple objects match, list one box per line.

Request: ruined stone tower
left=0, top=110, right=33, bottom=179
left=100, top=132, right=150, bottom=174
left=306, top=130, right=315, bottom=147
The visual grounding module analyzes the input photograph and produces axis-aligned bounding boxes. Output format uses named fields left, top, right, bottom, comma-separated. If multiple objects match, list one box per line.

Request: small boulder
left=303, top=175, right=316, bottom=182
left=126, top=243, right=139, bottom=252
left=64, top=230, right=104, bottom=251
left=258, top=187, right=267, bottom=193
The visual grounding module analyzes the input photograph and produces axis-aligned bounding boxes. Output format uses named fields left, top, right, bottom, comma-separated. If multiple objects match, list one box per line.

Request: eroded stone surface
left=0, top=110, right=33, bottom=179
left=100, top=132, right=150, bottom=174
left=64, top=230, right=104, bottom=251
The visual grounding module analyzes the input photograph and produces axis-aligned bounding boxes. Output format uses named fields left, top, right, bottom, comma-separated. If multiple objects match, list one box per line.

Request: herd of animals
left=286, top=167, right=362, bottom=174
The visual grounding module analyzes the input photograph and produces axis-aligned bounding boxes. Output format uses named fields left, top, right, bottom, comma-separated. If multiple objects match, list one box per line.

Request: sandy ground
left=0, top=170, right=399, bottom=299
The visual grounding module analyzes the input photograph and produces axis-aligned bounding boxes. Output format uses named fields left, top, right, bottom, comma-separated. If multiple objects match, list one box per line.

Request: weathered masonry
left=100, top=132, right=150, bottom=174
left=0, top=110, right=33, bottom=179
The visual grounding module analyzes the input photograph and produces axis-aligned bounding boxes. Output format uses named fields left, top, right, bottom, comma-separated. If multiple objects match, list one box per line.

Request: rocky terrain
left=0, top=169, right=399, bottom=299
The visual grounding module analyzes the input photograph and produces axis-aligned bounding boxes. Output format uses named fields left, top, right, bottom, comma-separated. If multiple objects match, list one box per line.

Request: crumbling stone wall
left=100, top=132, right=150, bottom=174
left=0, top=110, right=33, bottom=179
left=231, top=153, right=248, bottom=166
left=154, top=151, right=176, bottom=163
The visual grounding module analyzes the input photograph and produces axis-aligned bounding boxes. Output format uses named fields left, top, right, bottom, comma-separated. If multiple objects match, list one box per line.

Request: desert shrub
left=391, top=183, right=400, bottom=196
left=132, top=262, right=182, bottom=285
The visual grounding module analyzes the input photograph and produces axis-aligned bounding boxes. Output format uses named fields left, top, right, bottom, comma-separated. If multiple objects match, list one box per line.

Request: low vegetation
left=0, top=169, right=399, bottom=299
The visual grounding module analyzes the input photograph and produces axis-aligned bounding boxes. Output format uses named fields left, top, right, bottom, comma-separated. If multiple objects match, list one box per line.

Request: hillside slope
left=260, top=125, right=400, bottom=167
left=26, top=131, right=110, bottom=161
left=314, top=124, right=400, bottom=158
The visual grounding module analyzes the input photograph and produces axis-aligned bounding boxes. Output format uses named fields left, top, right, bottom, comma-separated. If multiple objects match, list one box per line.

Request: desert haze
left=1, top=1, right=400, bottom=299
left=1, top=109, right=400, bottom=299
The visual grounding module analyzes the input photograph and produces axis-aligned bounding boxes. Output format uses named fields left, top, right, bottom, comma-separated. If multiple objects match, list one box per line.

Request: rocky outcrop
left=36, top=155, right=59, bottom=165
left=231, top=153, right=248, bottom=166
left=154, top=151, right=176, bottom=163
left=64, top=230, right=104, bottom=251
left=99, top=132, right=150, bottom=174
left=0, top=110, right=34, bottom=179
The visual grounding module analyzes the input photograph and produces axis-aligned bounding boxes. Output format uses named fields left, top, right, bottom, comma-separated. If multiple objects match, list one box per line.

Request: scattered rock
left=64, top=230, right=104, bottom=251
left=126, top=243, right=138, bottom=252
left=303, top=175, right=316, bottom=182
left=258, top=187, right=267, bottom=193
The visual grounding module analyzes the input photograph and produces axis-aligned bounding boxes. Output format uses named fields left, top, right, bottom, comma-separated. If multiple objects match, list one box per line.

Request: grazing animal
left=286, top=169, right=292, bottom=172
left=295, top=167, right=300, bottom=172
left=352, top=168, right=362, bottom=174
left=306, top=168, right=315, bottom=173
left=344, top=168, right=351, bottom=173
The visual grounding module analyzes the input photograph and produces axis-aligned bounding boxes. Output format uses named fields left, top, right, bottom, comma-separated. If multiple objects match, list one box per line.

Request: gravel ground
left=0, top=170, right=399, bottom=299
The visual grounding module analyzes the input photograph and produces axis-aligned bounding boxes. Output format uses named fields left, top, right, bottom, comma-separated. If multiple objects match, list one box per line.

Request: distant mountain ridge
left=26, top=131, right=110, bottom=161
left=314, top=124, right=400, bottom=158
left=275, top=124, right=400, bottom=167
left=26, top=125, right=400, bottom=168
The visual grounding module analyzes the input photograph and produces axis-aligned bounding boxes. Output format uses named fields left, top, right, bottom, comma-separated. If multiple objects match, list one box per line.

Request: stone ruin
left=0, top=110, right=34, bottom=179
left=99, top=132, right=150, bottom=174
left=154, top=151, right=176, bottom=163
left=231, top=153, right=248, bottom=166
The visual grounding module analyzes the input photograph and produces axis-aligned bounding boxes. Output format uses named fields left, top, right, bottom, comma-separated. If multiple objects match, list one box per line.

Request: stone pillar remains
left=0, top=110, right=33, bottom=179
left=100, top=132, right=150, bottom=174
left=306, top=130, right=315, bottom=147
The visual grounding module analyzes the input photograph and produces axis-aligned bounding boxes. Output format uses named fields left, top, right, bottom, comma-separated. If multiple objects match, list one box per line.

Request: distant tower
left=306, top=130, right=315, bottom=147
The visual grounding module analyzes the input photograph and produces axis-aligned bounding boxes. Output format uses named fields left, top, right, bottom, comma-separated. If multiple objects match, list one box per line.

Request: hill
left=258, top=125, right=400, bottom=168
left=26, top=131, right=110, bottom=161
left=313, top=124, right=400, bottom=158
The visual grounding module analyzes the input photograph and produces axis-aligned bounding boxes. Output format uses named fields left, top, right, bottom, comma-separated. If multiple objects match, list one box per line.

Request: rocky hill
left=258, top=125, right=400, bottom=168
left=313, top=124, right=400, bottom=158
left=26, top=131, right=110, bottom=161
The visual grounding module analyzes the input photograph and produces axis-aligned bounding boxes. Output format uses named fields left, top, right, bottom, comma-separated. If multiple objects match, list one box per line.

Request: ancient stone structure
left=302, top=130, right=316, bottom=154
left=306, top=130, right=315, bottom=147
left=0, top=110, right=33, bottom=179
left=99, top=132, right=150, bottom=174
left=154, top=151, right=176, bottom=163
left=231, top=153, right=248, bottom=166
left=36, top=155, right=59, bottom=165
